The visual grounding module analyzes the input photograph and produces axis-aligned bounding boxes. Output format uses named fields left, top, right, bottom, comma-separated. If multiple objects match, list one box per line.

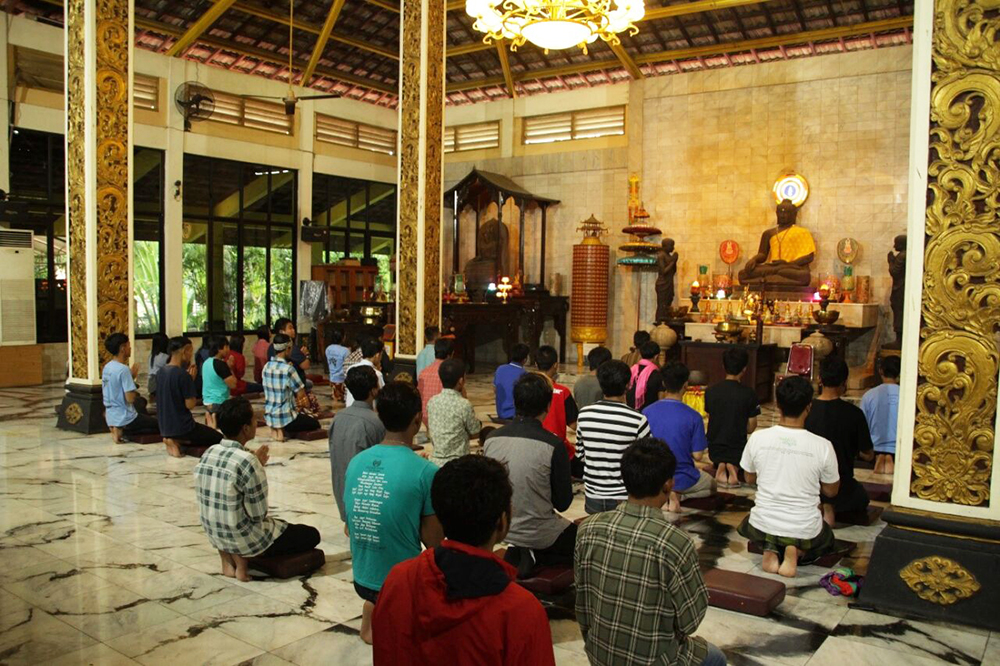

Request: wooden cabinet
left=679, top=341, right=777, bottom=404
left=311, top=264, right=377, bottom=310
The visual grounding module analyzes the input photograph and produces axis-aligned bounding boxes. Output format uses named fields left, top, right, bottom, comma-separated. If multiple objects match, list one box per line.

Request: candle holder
left=690, top=292, right=701, bottom=313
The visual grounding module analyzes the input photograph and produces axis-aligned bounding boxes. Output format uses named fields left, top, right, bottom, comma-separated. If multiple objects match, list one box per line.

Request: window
left=444, top=121, right=501, bottom=153
left=205, top=91, right=293, bottom=135
left=5, top=130, right=166, bottom=341
left=312, top=173, right=397, bottom=293
left=522, top=105, right=626, bottom=145
left=133, top=74, right=159, bottom=111
left=182, top=154, right=297, bottom=334
left=316, top=114, right=396, bottom=155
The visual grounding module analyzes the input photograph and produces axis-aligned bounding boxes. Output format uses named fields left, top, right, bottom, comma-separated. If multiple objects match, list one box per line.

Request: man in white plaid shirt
left=195, top=397, right=321, bottom=581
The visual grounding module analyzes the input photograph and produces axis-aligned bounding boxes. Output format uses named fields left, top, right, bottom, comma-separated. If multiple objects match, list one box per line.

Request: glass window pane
left=370, top=236, right=394, bottom=294
left=348, top=233, right=365, bottom=258
left=242, top=224, right=269, bottom=331
left=211, top=161, right=243, bottom=220
left=270, top=171, right=296, bottom=223
left=367, top=185, right=396, bottom=234
left=134, top=214, right=161, bottom=335
left=270, top=226, right=294, bottom=323
left=182, top=155, right=211, bottom=216
left=182, top=220, right=208, bottom=332
left=210, top=222, right=239, bottom=332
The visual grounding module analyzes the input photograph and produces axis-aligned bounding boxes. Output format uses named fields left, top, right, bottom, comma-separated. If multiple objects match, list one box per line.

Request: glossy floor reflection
left=0, top=372, right=993, bottom=665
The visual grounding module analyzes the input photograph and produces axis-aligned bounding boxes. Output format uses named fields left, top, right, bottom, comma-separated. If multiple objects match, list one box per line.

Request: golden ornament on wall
left=908, top=0, right=1000, bottom=504
left=899, top=556, right=981, bottom=606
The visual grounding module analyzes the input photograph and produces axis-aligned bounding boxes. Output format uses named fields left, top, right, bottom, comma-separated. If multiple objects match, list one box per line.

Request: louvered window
left=444, top=121, right=500, bottom=153
left=206, top=91, right=292, bottom=135
left=523, top=105, right=625, bottom=144
left=133, top=74, right=159, bottom=111
left=316, top=114, right=396, bottom=155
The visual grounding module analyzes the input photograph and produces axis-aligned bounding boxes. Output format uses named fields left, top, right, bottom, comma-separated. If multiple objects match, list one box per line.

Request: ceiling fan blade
left=239, top=94, right=288, bottom=100
left=295, top=94, right=343, bottom=101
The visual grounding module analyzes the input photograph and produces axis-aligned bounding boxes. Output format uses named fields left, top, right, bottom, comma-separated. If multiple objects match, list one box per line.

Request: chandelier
left=465, top=0, right=644, bottom=54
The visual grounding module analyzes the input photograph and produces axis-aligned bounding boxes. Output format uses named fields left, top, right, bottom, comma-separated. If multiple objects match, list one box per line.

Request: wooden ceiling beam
left=136, top=17, right=398, bottom=94
left=365, top=0, right=401, bottom=12
left=165, top=0, right=239, bottom=56
left=609, top=41, right=643, bottom=79
left=446, top=16, right=912, bottom=92
left=301, top=0, right=349, bottom=84
left=496, top=40, right=518, bottom=98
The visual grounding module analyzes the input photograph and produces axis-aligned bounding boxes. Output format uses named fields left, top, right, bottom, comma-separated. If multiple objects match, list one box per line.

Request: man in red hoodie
left=372, top=455, right=555, bottom=665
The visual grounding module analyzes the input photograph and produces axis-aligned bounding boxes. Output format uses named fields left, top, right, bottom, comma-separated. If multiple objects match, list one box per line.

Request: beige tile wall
left=446, top=46, right=913, bottom=366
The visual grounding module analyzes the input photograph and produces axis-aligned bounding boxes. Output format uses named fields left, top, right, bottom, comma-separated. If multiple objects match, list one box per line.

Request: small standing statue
left=655, top=238, right=678, bottom=323
left=887, top=234, right=907, bottom=347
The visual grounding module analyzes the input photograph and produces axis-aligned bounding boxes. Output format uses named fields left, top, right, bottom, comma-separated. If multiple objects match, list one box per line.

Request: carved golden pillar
left=57, top=0, right=133, bottom=433
left=859, top=0, right=999, bottom=631
left=395, top=0, right=444, bottom=371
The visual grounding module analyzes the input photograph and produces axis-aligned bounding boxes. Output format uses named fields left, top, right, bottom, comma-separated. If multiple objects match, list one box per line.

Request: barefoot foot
left=219, top=551, right=237, bottom=578
left=233, top=553, right=251, bottom=582
left=778, top=546, right=798, bottom=577
left=762, top=550, right=780, bottom=574
left=164, top=439, right=184, bottom=458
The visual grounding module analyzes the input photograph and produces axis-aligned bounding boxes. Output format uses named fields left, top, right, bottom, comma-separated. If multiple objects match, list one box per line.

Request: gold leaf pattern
left=423, top=0, right=443, bottom=332
left=899, top=556, right=981, bottom=605
left=67, top=0, right=88, bottom=379
left=912, top=0, right=1000, bottom=504
left=397, top=0, right=421, bottom=356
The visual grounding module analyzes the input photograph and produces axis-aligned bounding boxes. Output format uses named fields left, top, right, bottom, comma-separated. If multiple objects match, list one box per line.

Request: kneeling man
left=739, top=376, right=840, bottom=577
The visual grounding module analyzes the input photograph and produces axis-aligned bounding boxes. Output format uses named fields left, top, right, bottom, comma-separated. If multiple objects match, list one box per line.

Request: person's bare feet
left=715, top=466, right=728, bottom=487
left=164, top=439, right=184, bottom=458
left=727, top=464, right=740, bottom=487
left=822, top=503, right=836, bottom=528
left=360, top=601, right=375, bottom=644
left=762, top=550, right=780, bottom=574
left=219, top=551, right=237, bottom=578
left=778, top=546, right=798, bottom=577
left=272, top=428, right=286, bottom=442
left=884, top=456, right=894, bottom=475
left=667, top=492, right=682, bottom=513
left=233, top=553, right=251, bottom=582
left=873, top=455, right=885, bottom=474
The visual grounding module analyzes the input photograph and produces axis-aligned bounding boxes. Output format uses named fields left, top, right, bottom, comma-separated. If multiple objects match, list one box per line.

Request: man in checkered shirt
left=263, top=333, right=321, bottom=439
left=195, top=397, right=320, bottom=581
left=574, top=437, right=727, bottom=666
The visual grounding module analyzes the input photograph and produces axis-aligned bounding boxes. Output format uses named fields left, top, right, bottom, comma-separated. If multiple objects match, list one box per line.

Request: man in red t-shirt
left=536, top=346, right=579, bottom=467
left=418, top=338, right=454, bottom=428
left=372, top=455, right=555, bottom=666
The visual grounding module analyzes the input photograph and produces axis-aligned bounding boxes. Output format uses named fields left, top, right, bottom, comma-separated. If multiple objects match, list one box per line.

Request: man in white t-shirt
left=739, top=375, right=840, bottom=578
left=345, top=338, right=385, bottom=408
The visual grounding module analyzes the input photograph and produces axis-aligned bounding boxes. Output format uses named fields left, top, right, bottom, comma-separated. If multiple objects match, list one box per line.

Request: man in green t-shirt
left=344, top=381, right=443, bottom=645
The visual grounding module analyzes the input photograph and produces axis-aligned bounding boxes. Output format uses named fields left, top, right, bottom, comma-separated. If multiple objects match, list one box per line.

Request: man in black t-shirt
left=805, top=357, right=875, bottom=526
left=157, top=336, right=224, bottom=457
left=705, top=347, right=760, bottom=487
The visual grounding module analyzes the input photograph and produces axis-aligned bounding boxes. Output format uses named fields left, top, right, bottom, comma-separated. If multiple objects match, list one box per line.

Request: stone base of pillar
left=388, top=358, right=417, bottom=386
left=856, top=506, right=999, bottom=632
left=56, top=383, right=108, bottom=435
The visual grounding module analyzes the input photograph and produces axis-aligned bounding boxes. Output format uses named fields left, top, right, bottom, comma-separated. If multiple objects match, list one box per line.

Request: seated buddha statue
left=738, top=199, right=815, bottom=286
left=463, top=218, right=509, bottom=294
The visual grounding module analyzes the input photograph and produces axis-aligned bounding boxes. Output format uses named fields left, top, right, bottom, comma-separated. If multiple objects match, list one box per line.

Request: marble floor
left=0, top=371, right=996, bottom=666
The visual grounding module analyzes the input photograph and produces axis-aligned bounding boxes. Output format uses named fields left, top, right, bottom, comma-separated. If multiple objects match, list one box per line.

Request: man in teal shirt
left=344, top=381, right=443, bottom=644
left=415, top=325, right=440, bottom=378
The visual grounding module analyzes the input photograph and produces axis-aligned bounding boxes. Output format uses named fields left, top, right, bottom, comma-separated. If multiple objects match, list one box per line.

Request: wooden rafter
left=301, top=0, right=348, bottom=84
left=446, top=16, right=913, bottom=92
left=496, top=40, right=518, bottom=97
left=165, top=0, right=239, bottom=56
left=609, top=41, right=643, bottom=79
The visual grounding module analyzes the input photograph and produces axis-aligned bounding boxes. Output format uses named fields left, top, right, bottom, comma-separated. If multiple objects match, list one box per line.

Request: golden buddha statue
left=738, top=199, right=815, bottom=286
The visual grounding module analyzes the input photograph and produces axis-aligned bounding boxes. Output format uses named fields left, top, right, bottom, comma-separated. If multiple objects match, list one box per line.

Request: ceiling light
left=466, top=0, right=644, bottom=54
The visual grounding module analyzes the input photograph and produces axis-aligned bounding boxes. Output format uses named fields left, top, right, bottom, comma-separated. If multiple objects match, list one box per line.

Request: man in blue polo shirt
left=102, top=332, right=159, bottom=439
left=493, top=343, right=530, bottom=420
left=643, top=362, right=717, bottom=513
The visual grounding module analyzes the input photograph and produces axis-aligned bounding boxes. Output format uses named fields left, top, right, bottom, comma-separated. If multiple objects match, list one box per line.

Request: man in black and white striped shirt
left=576, top=360, right=651, bottom=514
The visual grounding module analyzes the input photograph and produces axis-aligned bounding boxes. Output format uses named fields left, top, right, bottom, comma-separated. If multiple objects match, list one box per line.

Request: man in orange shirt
left=418, top=338, right=454, bottom=428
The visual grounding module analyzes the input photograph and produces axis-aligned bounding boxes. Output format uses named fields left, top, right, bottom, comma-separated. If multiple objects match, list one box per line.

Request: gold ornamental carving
left=64, top=403, right=84, bottom=425
left=910, top=0, right=999, bottom=505
left=66, top=0, right=88, bottom=379
left=397, top=0, right=421, bottom=356
left=423, top=0, right=444, bottom=333
left=95, top=0, right=130, bottom=369
left=899, top=556, right=981, bottom=606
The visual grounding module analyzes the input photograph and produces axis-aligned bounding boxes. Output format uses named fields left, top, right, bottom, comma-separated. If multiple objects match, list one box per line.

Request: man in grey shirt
left=329, top=365, right=386, bottom=521
left=485, top=373, right=575, bottom=575
left=574, top=346, right=612, bottom=410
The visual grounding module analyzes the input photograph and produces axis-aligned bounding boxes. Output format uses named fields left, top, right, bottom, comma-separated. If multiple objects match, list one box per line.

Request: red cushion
left=291, top=429, right=328, bottom=441
left=704, top=568, right=785, bottom=616
left=129, top=433, right=164, bottom=444
left=863, top=482, right=892, bottom=503
left=518, top=566, right=574, bottom=595
left=248, top=549, right=325, bottom=579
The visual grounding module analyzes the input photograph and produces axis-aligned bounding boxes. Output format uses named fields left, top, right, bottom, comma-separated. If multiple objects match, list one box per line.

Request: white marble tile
left=553, top=645, right=591, bottom=665
left=34, top=642, right=139, bottom=665
left=271, top=624, right=373, bottom=666
left=805, top=636, right=949, bottom=666
left=0, top=607, right=98, bottom=665
left=253, top=572, right=363, bottom=624
left=40, top=584, right=182, bottom=642
left=190, top=594, right=336, bottom=651
left=0, top=537, right=60, bottom=574
left=832, top=609, right=989, bottom=664
left=694, top=607, right=825, bottom=666
left=119, top=568, right=254, bottom=614
left=106, top=616, right=263, bottom=666
left=2, top=559, right=117, bottom=607
left=982, top=633, right=1000, bottom=666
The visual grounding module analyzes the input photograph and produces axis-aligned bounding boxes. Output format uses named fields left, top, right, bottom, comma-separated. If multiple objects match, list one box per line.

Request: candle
left=691, top=280, right=700, bottom=295
left=819, top=283, right=831, bottom=299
